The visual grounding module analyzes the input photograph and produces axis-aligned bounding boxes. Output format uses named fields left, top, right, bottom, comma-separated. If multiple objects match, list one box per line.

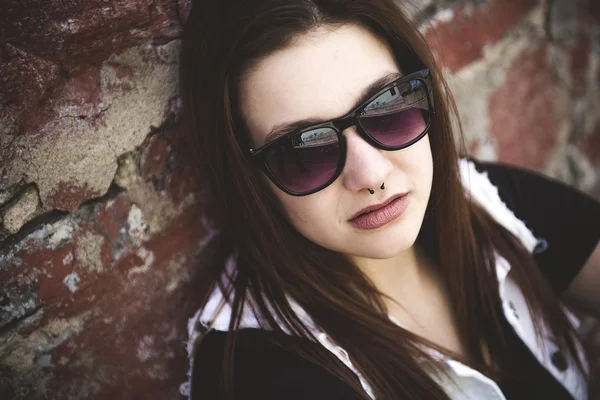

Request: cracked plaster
left=74, top=231, right=106, bottom=273
left=127, top=177, right=195, bottom=236
left=1, top=186, right=42, bottom=234
left=127, top=246, right=155, bottom=275
left=113, top=150, right=141, bottom=190
left=1, top=40, right=181, bottom=212
left=444, top=6, right=551, bottom=152
left=0, top=315, right=86, bottom=373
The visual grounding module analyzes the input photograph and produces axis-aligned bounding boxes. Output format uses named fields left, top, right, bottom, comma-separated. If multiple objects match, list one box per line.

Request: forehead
left=239, top=24, right=400, bottom=146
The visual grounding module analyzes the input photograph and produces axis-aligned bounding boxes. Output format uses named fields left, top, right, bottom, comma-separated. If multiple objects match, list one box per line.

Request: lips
left=349, top=193, right=407, bottom=221
left=348, top=193, right=409, bottom=230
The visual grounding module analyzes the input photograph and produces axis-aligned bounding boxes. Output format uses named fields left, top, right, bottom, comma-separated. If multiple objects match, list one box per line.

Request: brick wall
left=1, top=0, right=598, bottom=398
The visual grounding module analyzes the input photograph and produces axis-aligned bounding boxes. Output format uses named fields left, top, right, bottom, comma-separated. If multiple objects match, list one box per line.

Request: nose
left=341, top=127, right=393, bottom=193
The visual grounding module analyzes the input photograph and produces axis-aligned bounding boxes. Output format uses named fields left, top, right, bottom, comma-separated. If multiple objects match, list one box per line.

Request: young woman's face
left=239, top=24, right=433, bottom=260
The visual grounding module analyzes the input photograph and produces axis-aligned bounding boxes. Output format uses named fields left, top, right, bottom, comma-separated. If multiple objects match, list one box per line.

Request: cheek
left=266, top=177, right=304, bottom=222
left=412, top=138, right=433, bottom=198
left=410, top=135, right=433, bottom=176
left=389, top=134, right=432, bottom=178
left=417, top=136, right=434, bottom=179
left=273, top=191, right=337, bottom=241
left=280, top=197, right=328, bottom=225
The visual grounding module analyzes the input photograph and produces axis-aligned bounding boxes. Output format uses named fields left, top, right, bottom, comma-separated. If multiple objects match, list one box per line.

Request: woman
left=178, top=0, right=600, bottom=399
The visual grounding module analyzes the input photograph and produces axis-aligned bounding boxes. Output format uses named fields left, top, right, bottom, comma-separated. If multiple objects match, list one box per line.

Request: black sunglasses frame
left=248, top=68, right=434, bottom=196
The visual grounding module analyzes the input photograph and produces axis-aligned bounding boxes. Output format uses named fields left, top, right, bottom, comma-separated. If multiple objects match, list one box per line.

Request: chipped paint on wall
left=63, top=272, right=81, bottom=293
left=1, top=315, right=86, bottom=372
left=74, top=232, right=106, bottom=273
left=2, top=40, right=182, bottom=213
left=127, top=204, right=148, bottom=242
left=127, top=246, right=155, bottom=275
left=0, top=283, right=39, bottom=331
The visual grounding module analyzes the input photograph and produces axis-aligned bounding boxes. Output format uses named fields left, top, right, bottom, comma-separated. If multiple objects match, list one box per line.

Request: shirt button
left=551, top=351, right=568, bottom=371
left=196, top=319, right=211, bottom=333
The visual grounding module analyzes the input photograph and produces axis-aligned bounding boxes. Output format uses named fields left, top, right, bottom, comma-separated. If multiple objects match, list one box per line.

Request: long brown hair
left=179, top=0, right=586, bottom=398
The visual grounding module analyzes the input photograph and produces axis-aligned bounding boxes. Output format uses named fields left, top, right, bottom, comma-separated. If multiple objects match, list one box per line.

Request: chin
left=347, top=227, right=420, bottom=260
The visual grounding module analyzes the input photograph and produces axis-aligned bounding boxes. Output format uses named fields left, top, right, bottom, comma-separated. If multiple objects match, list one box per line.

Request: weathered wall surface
left=416, top=0, right=600, bottom=196
left=0, top=0, right=598, bottom=398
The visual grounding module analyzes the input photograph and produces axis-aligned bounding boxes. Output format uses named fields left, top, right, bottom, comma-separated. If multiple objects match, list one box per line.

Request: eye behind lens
left=264, top=128, right=341, bottom=194
left=362, top=79, right=428, bottom=117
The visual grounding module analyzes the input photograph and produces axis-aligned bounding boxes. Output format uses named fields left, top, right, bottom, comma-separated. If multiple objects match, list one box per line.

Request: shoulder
left=190, top=329, right=364, bottom=400
left=466, top=157, right=600, bottom=217
left=466, top=156, right=600, bottom=294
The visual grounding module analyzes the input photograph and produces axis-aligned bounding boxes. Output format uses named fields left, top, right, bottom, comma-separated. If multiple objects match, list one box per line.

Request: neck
left=354, top=243, right=437, bottom=298
left=351, top=242, right=445, bottom=327
left=350, top=243, right=470, bottom=359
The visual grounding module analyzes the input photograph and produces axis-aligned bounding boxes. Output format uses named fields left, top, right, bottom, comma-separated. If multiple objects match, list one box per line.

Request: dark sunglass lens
left=359, top=79, right=430, bottom=147
left=264, top=127, right=340, bottom=193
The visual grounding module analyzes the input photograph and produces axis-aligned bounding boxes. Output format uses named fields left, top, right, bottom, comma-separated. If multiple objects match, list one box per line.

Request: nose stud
left=368, top=183, right=385, bottom=194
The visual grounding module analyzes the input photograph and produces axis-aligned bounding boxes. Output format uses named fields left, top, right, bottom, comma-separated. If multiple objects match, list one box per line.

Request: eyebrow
left=262, top=71, right=403, bottom=145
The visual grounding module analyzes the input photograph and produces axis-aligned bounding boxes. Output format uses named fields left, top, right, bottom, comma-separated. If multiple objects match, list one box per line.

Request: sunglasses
left=248, top=69, right=434, bottom=196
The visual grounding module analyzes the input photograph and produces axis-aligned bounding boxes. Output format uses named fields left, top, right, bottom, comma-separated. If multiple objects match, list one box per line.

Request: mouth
left=348, top=193, right=409, bottom=230
left=349, top=193, right=407, bottom=220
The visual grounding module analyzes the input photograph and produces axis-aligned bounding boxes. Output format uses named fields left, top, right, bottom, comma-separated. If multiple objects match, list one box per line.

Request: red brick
left=424, top=0, right=538, bottom=73
left=52, top=66, right=103, bottom=119
left=570, top=31, right=591, bottom=96
left=44, top=181, right=103, bottom=212
left=162, top=123, right=203, bottom=206
left=488, top=41, right=564, bottom=169
left=37, top=207, right=207, bottom=399
left=26, top=244, right=77, bottom=306
left=1, top=0, right=182, bottom=141
left=140, top=134, right=170, bottom=182
left=1, top=0, right=182, bottom=69
left=579, top=125, right=600, bottom=164
left=95, top=194, right=134, bottom=244
left=0, top=43, right=61, bottom=139
left=1, top=187, right=208, bottom=395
